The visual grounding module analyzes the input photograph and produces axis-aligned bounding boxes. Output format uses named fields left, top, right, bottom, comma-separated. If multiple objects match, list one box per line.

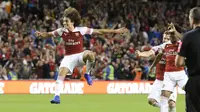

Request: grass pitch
left=0, top=94, right=185, bottom=112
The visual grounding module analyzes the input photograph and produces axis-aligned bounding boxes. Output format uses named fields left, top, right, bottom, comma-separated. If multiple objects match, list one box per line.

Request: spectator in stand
left=103, top=58, right=115, bottom=80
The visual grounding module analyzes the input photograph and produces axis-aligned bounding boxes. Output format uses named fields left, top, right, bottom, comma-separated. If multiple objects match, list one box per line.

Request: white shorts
left=162, top=70, right=188, bottom=92
left=59, top=52, right=85, bottom=74
left=148, top=79, right=177, bottom=102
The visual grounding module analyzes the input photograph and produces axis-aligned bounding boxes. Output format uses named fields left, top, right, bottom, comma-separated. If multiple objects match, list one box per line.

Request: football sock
left=55, top=75, right=65, bottom=96
left=153, top=102, right=161, bottom=108
left=160, top=96, right=169, bottom=112
left=169, top=107, right=176, bottom=112
left=86, top=60, right=95, bottom=74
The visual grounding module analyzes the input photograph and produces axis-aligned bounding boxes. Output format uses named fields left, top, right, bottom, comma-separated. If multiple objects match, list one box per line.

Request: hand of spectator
left=114, top=27, right=129, bottom=34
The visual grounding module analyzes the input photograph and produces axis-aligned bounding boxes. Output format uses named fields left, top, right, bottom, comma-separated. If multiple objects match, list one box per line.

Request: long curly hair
left=63, top=7, right=81, bottom=26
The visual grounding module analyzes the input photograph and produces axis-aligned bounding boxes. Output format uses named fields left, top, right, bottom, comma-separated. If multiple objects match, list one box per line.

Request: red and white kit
left=161, top=41, right=188, bottom=92
left=51, top=27, right=93, bottom=73
left=148, top=45, right=177, bottom=102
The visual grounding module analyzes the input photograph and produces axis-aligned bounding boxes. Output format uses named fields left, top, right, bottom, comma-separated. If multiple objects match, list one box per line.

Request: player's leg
left=50, top=67, right=70, bottom=104
left=168, top=89, right=177, bottom=112
left=176, top=70, right=188, bottom=90
left=81, top=50, right=95, bottom=85
left=161, top=90, right=173, bottom=112
left=160, top=72, right=176, bottom=112
left=50, top=55, right=76, bottom=104
left=169, top=70, right=187, bottom=111
left=147, top=79, right=162, bottom=108
left=148, top=98, right=160, bottom=107
left=168, top=100, right=176, bottom=112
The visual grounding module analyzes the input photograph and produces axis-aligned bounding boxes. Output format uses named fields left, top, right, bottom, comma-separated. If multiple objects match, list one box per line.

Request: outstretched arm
left=149, top=52, right=163, bottom=73
left=34, top=31, right=53, bottom=39
left=135, top=50, right=155, bottom=58
left=92, top=27, right=128, bottom=35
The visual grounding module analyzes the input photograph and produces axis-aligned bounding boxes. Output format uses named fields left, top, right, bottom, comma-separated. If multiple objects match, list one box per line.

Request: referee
left=175, top=7, right=200, bottom=112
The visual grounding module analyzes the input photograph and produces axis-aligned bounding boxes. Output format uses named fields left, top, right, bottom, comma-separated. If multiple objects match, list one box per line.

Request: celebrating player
left=135, top=30, right=177, bottom=111
left=34, top=7, right=128, bottom=104
left=153, top=24, right=188, bottom=112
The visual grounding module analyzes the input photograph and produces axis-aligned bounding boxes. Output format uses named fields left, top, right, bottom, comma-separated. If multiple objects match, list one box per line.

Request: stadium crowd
left=0, top=0, right=195, bottom=80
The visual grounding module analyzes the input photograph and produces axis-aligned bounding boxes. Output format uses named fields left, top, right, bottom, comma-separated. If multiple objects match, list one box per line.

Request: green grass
left=0, top=94, right=185, bottom=112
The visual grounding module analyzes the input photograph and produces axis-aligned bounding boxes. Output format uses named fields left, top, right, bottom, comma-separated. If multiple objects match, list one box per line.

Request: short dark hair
left=189, top=7, right=200, bottom=24
left=63, top=7, right=81, bottom=26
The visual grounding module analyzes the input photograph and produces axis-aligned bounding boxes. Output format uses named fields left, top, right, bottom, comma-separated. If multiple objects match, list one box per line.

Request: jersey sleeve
left=151, top=42, right=168, bottom=54
left=77, top=27, right=94, bottom=35
left=151, top=45, right=162, bottom=54
left=51, top=28, right=63, bottom=37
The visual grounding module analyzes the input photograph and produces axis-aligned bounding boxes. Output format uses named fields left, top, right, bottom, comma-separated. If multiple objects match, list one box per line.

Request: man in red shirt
left=153, top=27, right=188, bottom=112
left=136, top=31, right=177, bottom=111
left=35, top=7, right=128, bottom=104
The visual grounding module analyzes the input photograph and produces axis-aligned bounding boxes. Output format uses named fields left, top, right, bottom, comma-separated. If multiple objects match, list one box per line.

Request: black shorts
left=185, top=76, right=200, bottom=112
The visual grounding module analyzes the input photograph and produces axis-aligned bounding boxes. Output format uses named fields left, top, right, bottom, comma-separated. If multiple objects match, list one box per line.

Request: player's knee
left=59, top=67, right=70, bottom=76
left=161, top=90, right=172, bottom=98
left=83, top=50, right=93, bottom=57
left=148, top=99, right=157, bottom=106
left=168, top=100, right=176, bottom=109
left=89, top=52, right=95, bottom=59
left=85, top=51, right=95, bottom=60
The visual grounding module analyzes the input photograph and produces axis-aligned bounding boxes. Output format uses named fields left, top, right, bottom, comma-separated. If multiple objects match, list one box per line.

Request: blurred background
left=0, top=0, right=196, bottom=81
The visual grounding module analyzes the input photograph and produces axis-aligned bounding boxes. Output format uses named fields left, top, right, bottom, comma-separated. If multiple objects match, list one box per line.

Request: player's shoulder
left=74, top=27, right=87, bottom=31
left=56, top=27, right=67, bottom=32
left=161, top=41, right=171, bottom=48
left=164, top=41, right=171, bottom=45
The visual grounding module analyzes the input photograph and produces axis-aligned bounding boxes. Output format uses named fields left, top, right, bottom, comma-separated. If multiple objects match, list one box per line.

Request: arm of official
left=175, top=34, right=188, bottom=67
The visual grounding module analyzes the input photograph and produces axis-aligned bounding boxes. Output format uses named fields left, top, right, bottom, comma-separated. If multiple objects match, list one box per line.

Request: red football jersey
left=152, top=45, right=166, bottom=80
left=156, top=57, right=166, bottom=80
left=164, top=41, right=184, bottom=72
left=51, top=27, right=93, bottom=55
